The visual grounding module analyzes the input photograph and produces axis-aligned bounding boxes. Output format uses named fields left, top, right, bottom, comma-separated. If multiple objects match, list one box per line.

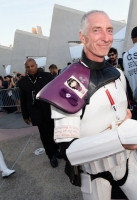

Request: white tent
left=34, top=57, right=46, bottom=68
left=5, top=65, right=11, bottom=75
left=69, top=44, right=83, bottom=61
left=112, top=26, right=126, bottom=57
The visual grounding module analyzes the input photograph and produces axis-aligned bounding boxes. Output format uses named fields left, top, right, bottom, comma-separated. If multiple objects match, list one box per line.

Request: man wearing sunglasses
left=106, top=47, right=124, bottom=71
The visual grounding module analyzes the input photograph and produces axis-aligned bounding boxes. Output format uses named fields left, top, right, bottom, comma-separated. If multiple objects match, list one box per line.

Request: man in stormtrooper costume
left=37, top=10, right=137, bottom=200
left=0, top=150, right=15, bottom=178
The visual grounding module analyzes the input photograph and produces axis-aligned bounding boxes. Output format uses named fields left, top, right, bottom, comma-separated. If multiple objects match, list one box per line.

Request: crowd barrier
left=0, top=87, right=20, bottom=107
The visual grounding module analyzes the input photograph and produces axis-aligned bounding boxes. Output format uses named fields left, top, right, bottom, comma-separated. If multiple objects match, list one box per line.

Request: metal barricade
left=0, top=87, right=20, bottom=107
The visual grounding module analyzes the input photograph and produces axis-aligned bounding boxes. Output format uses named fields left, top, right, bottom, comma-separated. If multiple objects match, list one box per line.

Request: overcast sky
left=0, top=0, right=130, bottom=46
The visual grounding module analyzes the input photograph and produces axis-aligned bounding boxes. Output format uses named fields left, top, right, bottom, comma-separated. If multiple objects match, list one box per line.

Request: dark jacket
left=2, top=81, right=8, bottom=89
left=18, top=71, right=53, bottom=126
left=106, top=58, right=124, bottom=71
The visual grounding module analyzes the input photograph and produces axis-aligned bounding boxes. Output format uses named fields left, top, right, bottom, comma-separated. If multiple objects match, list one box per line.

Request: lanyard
left=27, top=74, right=37, bottom=85
left=105, top=82, right=120, bottom=120
left=27, top=73, right=37, bottom=105
left=80, top=60, right=120, bottom=120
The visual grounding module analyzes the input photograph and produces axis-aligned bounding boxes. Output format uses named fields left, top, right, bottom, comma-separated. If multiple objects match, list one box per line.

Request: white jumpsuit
left=52, top=69, right=137, bottom=200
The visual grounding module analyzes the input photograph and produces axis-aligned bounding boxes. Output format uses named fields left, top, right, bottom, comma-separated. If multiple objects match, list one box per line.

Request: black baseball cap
left=131, top=26, right=137, bottom=38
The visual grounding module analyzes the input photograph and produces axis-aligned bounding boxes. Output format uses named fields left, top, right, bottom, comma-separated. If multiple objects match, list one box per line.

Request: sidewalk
left=0, top=112, right=82, bottom=200
left=0, top=112, right=127, bottom=200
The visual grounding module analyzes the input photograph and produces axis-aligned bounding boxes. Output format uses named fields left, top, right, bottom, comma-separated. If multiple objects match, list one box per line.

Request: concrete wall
left=46, top=4, right=84, bottom=71
left=123, top=0, right=137, bottom=51
left=0, top=45, right=12, bottom=76
left=0, top=4, right=127, bottom=75
left=46, top=4, right=126, bottom=71
left=11, top=30, right=49, bottom=73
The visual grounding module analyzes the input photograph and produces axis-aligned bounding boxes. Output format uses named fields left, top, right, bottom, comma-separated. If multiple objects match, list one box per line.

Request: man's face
left=79, top=13, right=113, bottom=62
left=49, top=67, right=58, bottom=75
left=25, top=60, right=37, bottom=75
left=108, top=52, right=117, bottom=63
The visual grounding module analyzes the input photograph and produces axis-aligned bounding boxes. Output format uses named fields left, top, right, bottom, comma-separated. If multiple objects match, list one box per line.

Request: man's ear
left=79, top=31, right=86, bottom=44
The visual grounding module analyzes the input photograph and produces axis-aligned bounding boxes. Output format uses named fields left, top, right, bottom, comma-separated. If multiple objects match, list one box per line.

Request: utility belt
left=90, top=159, right=128, bottom=187
left=65, top=150, right=130, bottom=187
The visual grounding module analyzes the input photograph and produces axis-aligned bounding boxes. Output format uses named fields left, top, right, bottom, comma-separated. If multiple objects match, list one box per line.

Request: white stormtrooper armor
left=0, top=150, right=15, bottom=178
left=51, top=69, right=137, bottom=200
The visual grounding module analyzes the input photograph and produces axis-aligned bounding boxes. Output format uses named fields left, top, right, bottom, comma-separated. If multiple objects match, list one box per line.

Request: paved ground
left=0, top=111, right=127, bottom=200
left=0, top=111, right=82, bottom=200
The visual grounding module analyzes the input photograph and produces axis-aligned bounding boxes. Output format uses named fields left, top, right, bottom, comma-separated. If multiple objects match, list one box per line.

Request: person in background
left=18, top=58, right=62, bottom=168
left=13, top=71, right=25, bottom=77
left=2, top=76, right=8, bottom=89
left=0, top=75, right=16, bottom=113
left=10, top=74, right=21, bottom=114
left=37, top=67, right=44, bottom=72
left=6, top=75, right=13, bottom=88
left=106, top=47, right=124, bottom=71
left=49, top=64, right=58, bottom=78
left=122, top=52, right=126, bottom=58
left=123, top=26, right=137, bottom=101
left=123, top=26, right=137, bottom=119
left=67, top=62, right=72, bottom=66
left=106, top=47, right=134, bottom=110
left=0, top=76, right=4, bottom=89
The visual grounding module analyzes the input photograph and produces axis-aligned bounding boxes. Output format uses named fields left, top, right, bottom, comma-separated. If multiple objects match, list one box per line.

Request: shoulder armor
left=36, top=62, right=120, bottom=114
left=36, top=63, right=90, bottom=114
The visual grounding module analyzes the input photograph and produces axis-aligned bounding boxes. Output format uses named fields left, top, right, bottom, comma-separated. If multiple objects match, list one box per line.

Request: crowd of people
left=1, top=9, right=137, bottom=200
left=0, top=65, right=61, bottom=113
left=0, top=72, right=24, bottom=113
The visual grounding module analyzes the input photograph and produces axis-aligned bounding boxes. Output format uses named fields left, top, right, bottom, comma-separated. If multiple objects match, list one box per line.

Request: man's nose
left=101, top=31, right=111, bottom=41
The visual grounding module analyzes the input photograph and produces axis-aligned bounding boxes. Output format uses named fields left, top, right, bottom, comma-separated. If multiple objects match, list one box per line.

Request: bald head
left=25, top=58, right=37, bottom=75
left=25, top=58, right=36, bottom=66
left=80, top=10, right=109, bottom=35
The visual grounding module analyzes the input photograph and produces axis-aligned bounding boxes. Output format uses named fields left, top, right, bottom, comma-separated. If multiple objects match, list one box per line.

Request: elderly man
left=37, top=10, right=137, bottom=200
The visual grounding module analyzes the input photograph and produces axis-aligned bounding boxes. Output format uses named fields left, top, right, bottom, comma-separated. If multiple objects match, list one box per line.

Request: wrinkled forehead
left=87, top=12, right=113, bottom=28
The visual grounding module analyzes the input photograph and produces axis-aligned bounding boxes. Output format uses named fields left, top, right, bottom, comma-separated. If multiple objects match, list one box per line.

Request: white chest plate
left=80, top=79, right=127, bottom=137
